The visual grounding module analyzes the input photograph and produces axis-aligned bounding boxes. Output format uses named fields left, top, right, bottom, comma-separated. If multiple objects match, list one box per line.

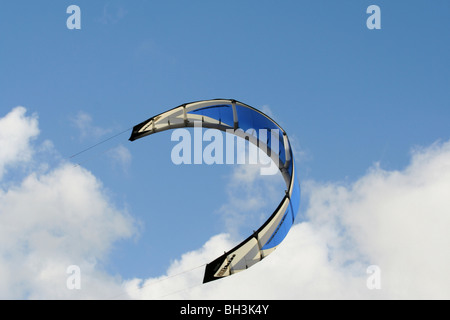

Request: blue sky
left=0, top=1, right=449, bottom=299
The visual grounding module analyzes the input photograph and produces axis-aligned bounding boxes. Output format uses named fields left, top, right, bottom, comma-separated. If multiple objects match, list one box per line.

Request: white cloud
left=123, top=234, right=234, bottom=300
left=108, top=144, right=132, bottom=173
left=0, top=107, right=39, bottom=179
left=99, top=3, right=127, bottom=25
left=124, top=140, right=450, bottom=300
left=70, top=111, right=111, bottom=141
left=0, top=163, right=137, bottom=299
left=216, top=162, right=285, bottom=239
left=0, top=107, right=136, bottom=299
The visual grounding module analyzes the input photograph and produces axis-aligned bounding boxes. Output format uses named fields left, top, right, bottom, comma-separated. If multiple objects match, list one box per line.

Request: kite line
left=69, top=127, right=133, bottom=160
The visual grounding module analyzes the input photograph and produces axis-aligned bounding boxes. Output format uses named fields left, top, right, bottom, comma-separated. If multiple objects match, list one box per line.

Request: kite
left=129, top=99, right=300, bottom=283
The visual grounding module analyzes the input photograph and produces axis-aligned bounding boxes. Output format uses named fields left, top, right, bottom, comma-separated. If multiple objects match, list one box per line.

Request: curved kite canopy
left=129, top=99, right=300, bottom=284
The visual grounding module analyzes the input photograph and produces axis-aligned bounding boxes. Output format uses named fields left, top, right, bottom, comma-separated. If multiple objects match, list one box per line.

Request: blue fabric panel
left=261, top=204, right=294, bottom=250
left=235, top=105, right=286, bottom=166
left=188, top=104, right=234, bottom=127
left=286, top=146, right=294, bottom=176
left=277, top=133, right=286, bottom=165
left=262, top=175, right=300, bottom=250
left=290, top=176, right=300, bottom=221
left=235, top=105, right=278, bottom=132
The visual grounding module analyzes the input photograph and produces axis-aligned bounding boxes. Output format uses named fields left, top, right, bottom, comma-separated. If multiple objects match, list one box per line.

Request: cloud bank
left=126, top=142, right=450, bottom=300
left=1, top=106, right=449, bottom=299
left=0, top=107, right=135, bottom=299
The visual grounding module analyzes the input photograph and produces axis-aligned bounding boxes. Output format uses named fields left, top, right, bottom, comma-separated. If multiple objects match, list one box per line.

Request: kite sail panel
left=129, top=99, right=300, bottom=284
